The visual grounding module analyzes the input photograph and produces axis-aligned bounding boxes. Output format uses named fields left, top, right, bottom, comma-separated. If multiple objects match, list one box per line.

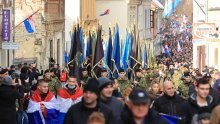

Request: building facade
left=96, top=0, right=164, bottom=41
left=13, top=0, right=64, bottom=70
left=193, top=0, right=220, bottom=70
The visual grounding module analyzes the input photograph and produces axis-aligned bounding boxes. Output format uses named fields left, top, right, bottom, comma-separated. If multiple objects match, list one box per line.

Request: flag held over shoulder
left=23, top=17, right=36, bottom=33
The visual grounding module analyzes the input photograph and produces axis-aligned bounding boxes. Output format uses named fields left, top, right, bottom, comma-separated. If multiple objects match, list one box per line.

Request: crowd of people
left=0, top=60, right=220, bottom=124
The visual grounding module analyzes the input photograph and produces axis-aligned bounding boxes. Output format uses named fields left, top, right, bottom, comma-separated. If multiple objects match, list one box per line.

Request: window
left=150, top=10, right=154, bottom=28
left=129, top=5, right=136, bottom=26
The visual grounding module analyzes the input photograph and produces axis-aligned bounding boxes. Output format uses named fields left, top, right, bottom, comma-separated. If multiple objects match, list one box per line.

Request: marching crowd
left=0, top=60, right=220, bottom=124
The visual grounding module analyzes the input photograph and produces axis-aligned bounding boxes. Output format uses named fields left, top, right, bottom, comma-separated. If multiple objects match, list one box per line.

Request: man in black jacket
left=121, top=88, right=169, bottom=124
left=98, top=77, right=124, bottom=124
left=153, top=80, right=185, bottom=117
left=64, top=78, right=114, bottom=124
left=184, top=77, right=219, bottom=123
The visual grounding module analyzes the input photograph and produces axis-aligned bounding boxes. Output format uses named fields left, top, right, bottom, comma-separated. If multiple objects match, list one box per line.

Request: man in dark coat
left=153, top=80, right=185, bottom=117
left=0, top=76, right=22, bottom=124
left=98, top=77, right=124, bottom=124
left=64, top=78, right=114, bottom=124
left=121, top=88, right=169, bottom=124
left=213, top=71, right=220, bottom=92
left=184, top=78, right=219, bottom=123
left=0, top=69, right=8, bottom=86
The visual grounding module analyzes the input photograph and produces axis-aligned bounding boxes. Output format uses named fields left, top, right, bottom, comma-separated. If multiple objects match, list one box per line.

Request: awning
left=151, top=0, right=164, bottom=10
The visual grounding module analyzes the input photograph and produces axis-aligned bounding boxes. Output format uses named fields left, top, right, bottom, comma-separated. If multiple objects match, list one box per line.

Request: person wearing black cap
left=100, top=68, right=108, bottom=78
left=64, top=78, right=114, bottom=124
left=52, top=64, right=61, bottom=79
left=117, top=69, right=131, bottom=98
left=121, top=88, right=169, bottom=124
left=81, top=68, right=91, bottom=88
left=8, top=65, right=16, bottom=76
left=98, top=77, right=124, bottom=124
left=44, top=69, right=61, bottom=96
left=0, top=76, right=22, bottom=124
left=131, top=69, right=147, bottom=90
left=178, top=71, right=193, bottom=99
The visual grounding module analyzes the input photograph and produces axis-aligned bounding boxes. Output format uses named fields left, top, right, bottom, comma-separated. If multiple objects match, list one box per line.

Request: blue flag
left=64, top=51, right=69, bottom=65
left=160, top=114, right=182, bottom=124
left=78, top=27, right=84, bottom=65
left=164, top=0, right=181, bottom=18
left=122, top=29, right=131, bottom=71
left=112, top=24, right=121, bottom=77
left=141, top=43, right=147, bottom=69
left=105, top=28, right=113, bottom=73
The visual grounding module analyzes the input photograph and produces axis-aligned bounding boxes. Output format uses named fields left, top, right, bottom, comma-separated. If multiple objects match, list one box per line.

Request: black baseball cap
left=101, top=68, right=107, bottom=73
left=129, top=88, right=150, bottom=105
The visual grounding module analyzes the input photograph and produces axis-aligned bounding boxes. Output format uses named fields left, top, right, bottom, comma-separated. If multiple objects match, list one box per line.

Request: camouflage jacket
left=172, top=72, right=182, bottom=89
left=178, top=81, right=192, bottom=99
left=49, top=76, right=62, bottom=96
left=131, top=76, right=147, bottom=90
left=118, top=77, right=131, bottom=97
left=143, top=73, right=156, bottom=89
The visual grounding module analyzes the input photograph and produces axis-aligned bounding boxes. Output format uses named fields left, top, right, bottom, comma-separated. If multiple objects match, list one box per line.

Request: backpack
left=60, top=72, right=67, bottom=82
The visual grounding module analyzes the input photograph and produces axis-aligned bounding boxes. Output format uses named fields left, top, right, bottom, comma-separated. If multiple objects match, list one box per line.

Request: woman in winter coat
left=0, top=76, right=22, bottom=124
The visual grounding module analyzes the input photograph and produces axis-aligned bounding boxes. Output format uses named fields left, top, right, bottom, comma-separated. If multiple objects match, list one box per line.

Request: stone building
left=14, top=0, right=64, bottom=69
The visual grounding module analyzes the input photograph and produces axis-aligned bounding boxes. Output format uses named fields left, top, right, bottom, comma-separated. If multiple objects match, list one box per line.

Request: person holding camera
left=0, top=76, right=23, bottom=124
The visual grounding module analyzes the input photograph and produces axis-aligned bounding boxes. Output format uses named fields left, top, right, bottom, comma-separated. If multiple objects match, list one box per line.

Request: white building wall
left=96, top=0, right=128, bottom=37
left=192, top=40, right=206, bottom=68
left=207, top=42, right=220, bottom=70
left=193, top=0, right=206, bottom=22
left=65, top=0, right=80, bottom=51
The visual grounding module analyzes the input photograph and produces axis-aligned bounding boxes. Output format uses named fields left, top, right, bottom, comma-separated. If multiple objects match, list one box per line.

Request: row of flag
left=66, top=23, right=157, bottom=78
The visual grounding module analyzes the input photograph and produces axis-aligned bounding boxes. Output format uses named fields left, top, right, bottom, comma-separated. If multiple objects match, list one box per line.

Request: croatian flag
left=99, top=9, right=110, bottom=16
left=57, top=87, right=83, bottom=124
left=27, top=89, right=59, bottom=124
left=23, top=17, right=36, bottom=33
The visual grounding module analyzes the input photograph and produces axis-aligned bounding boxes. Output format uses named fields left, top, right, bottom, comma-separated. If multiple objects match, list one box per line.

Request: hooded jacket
left=184, top=93, right=218, bottom=123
